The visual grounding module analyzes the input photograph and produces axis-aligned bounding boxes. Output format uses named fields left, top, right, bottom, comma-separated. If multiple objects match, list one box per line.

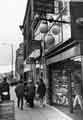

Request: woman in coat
left=37, top=78, right=46, bottom=107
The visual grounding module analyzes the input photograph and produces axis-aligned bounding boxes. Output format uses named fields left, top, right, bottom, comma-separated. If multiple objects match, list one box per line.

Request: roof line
left=23, top=0, right=30, bottom=27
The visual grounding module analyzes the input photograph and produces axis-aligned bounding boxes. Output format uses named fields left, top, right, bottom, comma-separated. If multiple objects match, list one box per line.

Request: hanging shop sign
left=33, top=0, right=54, bottom=14
left=70, top=1, right=83, bottom=40
left=29, top=49, right=40, bottom=59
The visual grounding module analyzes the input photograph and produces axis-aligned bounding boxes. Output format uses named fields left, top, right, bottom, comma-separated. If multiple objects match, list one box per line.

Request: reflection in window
left=70, top=56, right=82, bottom=100
left=54, top=1, right=71, bottom=45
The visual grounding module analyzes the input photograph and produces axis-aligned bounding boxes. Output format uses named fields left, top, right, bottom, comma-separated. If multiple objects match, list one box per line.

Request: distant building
left=15, top=42, right=24, bottom=80
left=20, top=0, right=83, bottom=113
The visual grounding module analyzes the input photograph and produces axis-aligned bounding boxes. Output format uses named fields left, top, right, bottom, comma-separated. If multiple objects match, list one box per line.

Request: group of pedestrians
left=15, top=76, right=46, bottom=110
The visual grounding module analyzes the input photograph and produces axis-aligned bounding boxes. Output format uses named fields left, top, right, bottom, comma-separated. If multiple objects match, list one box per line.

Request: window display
left=52, top=69, right=69, bottom=105
left=51, top=56, right=83, bottom=107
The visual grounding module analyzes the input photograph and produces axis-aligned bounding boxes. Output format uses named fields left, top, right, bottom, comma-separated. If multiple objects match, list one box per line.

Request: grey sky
left=0, top=0, right=27, bottom=73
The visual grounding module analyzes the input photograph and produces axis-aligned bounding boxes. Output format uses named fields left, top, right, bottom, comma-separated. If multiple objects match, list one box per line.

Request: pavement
left=15, top=102, right=73, bottom=120
left=10, top=86, right=82, bottom=120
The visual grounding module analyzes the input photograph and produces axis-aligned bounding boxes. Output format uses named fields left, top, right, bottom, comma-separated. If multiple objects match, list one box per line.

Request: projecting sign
left=29, top=49, right=40, bottom=58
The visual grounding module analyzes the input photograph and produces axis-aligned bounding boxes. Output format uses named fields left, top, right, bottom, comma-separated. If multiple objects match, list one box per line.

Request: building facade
left=21, top=0, right=83, bottom=113
left=45, top=1, right=83, bottom=113
left=15, top=42, right=24, bottom=80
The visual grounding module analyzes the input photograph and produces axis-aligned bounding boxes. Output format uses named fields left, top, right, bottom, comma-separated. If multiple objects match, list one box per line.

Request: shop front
left=46, top=41, right=83, bottom=112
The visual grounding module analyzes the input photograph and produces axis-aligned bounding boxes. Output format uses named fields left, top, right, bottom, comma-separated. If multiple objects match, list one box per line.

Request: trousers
left=17, top=96, right=23, bottom=109
left=73, top=94, right=83, bottom=110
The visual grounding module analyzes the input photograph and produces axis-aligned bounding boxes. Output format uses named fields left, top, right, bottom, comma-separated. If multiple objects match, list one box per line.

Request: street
left=0, top=1, right=83, bottom=120
left=10, top=86, right=73, bottom=120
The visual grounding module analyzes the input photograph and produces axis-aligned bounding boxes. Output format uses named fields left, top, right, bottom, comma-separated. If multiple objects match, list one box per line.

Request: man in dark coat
left=26, top=80, right=35, bottom=108
left=37, top=78, right=46, bottom=107
left=15, top=79, right=24, bottom=110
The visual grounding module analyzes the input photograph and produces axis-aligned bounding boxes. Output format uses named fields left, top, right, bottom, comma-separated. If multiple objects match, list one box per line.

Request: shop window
left=51, top=56, right=83, bottom=106
left=52, top=69, right=69, bottom=106
left=53, top=1, right=71, bottom=45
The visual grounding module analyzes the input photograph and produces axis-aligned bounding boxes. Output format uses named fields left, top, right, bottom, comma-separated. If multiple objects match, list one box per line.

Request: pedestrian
left=73, top=73, right=83, bottom=110
left=35, top=81, right=40, bottom=101
left=15, top=76, right=24, bottom=110
left=73, top=83, right=83, bottom=110
left=24, top=81, right=28, bottom=103
left=0, top=78, right=3, bottom=102
left=0, top=77, right=10, bottom=101
left=35, top=81, right=39, bottom=94
left=37, top=78, right=46, bottom=107
left=26, top=80, right=35, bottom=108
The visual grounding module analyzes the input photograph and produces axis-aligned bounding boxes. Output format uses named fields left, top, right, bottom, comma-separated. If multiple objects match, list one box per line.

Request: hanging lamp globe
left=52, top=25, right=60, bottom=35
left=40, top=21, right=48, bottom=33
left=45, top=34, right=55, bottom=48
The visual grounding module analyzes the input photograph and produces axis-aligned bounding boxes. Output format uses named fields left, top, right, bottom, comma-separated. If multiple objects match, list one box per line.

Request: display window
left=52, top=69, right=69, bottom=106
left=51, top=56, right=83, bottom=106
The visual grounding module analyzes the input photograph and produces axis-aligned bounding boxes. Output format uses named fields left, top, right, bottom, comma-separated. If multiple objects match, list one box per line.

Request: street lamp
left=39, top=21, right=48, bottom=33
left=1, top=43, right=14, bottom=79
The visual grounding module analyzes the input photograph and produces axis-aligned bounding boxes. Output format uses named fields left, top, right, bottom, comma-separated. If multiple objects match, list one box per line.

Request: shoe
left=18, top=105, right=19, bottom=108
left=21, top=106, right=23, bottom=110
left=43, top=104, right=45, bottom=107
left=21, top=107, right=23, bottom=110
